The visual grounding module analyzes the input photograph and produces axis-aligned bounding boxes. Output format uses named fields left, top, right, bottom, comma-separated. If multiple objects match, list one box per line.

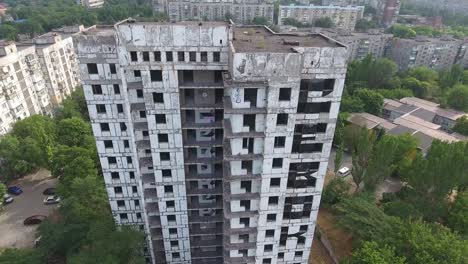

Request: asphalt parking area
left=0, top=169, right=58, bottom=249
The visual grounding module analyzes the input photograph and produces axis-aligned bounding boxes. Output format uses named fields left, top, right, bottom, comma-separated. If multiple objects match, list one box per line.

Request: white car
left=3, top=194, right=13, bottom=204
left=337, top=167, right=351, bottom=177
left=43, top=195, right=61, bottom=205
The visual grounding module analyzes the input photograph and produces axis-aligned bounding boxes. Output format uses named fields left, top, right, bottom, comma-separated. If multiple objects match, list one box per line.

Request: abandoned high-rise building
left=74, top=20, right=348, bottom=264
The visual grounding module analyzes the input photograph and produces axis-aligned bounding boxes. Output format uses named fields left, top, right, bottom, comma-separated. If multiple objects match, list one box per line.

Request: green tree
left=408, top=67, right=438, bottom=83
left=322, top=177, right=349, bottom=206
left=348, top=241, right=406, bottom=264
left=334, top=142, right=344, bottom=174
left=448, top=192, right=468, bottom=236
left=0, top=183, right=6, bottom=209
left=388, top=24, right=417, bottom=38
left=462, top=70, right=468, bottom=85
left=453, top=116, right=468, bottom=136
left=354, top=89, right=384, bottom=115
left=50, top=145, right=97, bottom=184
left=355, top=19, right=377, bottom=32
left=0, top=136, right=37, bottom=181
left=56, top=117, right=94, bottom=149
left=375, top=89, right=414, bottom=99
left=11, top=115, right=56, bottom=162
left=252, top=16, right=269, bottom=26
left=314, top=17, right=334, bottom=28
left=55, top=88, right=89, bottom=121
left=0, top=248, right=42, bottom=264
left=446, top=84, right=468, bottom=111
left=68, top=223, right=145, bottom=264
left=364, top=135, right=398, bottom=191
left=349, top=127, right=376, bottom=192
left=439, top=65, right=464, bottom=89
left=340, top=95, right=365, bottom=113
left=0, top=24, right=19, bottom=40
left=346, top=55, right=397, bottom=89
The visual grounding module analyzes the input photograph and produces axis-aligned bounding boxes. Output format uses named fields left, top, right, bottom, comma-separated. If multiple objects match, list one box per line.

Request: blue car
left=8, top=186, right=23, bottom=195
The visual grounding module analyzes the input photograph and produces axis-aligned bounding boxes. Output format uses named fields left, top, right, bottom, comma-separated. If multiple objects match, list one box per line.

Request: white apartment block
left=74, top=20, right=347, bottom=264
left=390, top=36, right=467, bottom=70
left=279, top=4, right=365, bottom=31
left=0, top=26, right=81, bottom=135
left=163, top=0, right=275, bottom=24
left=76, top=0, right=105, bottom=8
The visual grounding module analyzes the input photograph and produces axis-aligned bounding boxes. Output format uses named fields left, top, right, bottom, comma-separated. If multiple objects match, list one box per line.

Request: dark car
left=8, top=186, right=23, bottom=195
left=24, top=215, right=47, bottom=225
left=42, top=188, right=57, bottom=195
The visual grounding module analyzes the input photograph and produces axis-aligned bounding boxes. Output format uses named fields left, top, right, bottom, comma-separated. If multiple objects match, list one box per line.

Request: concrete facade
left=74, top=20, right=348, bottom=264
left=162, top=0, right=275, bottom=24
left=390, top=37, right=466, bottom=70
left=279, top=4, right=365, bottom=31
left=0, top=26, right=81, bottom=135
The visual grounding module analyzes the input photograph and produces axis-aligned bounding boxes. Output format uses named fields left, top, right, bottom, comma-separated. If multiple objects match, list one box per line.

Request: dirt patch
left=309, top=236, right=334, bottom=264
left=316, top=208, right=354, bottom=261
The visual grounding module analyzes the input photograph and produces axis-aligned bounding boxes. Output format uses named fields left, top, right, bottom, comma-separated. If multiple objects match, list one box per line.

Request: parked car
left=3, top=194, right=13, bottom=205
left=24, top=215, right=47, bottom=225
left=7, top=186, right=23, bottom=195
left=42, top=188, right=57, bottom=195
left=43, top=195, right=60, bottom=205
left=337, top=167, right=351, bottom=177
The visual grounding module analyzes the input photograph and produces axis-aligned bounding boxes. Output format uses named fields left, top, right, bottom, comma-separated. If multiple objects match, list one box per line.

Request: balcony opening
left=243, top=114, right=256, bottom=131
left=244, top=88, right=258, bottom=106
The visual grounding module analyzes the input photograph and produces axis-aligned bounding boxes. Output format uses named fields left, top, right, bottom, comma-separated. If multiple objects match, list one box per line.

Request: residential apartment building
left=76, top=0, right=105, bottom=8
left=278, top=4, right=365, bottom=31
left=74, top=20, right=348, bottom=264
left=406, top=0, right=468, bottom=14
left=389, top=36, right=465, bottom=70
left=321, top=29, right=393, bottom=61
left=0, top=26, right=81, bottom=135
left=162, top=0, right=275, bottom=24
left=323, top=0, right=400, bottom=27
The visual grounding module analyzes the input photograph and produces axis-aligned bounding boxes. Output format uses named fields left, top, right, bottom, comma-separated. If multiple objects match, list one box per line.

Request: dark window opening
left=201, top=51, right=208, bottom=62
left=134, top=70, right=141, bottom=77
left=100, top=123, right=110, bottom=131
left=297, top=102, right=331, bottom=114
left=279, top=88, right=291, bottom=101
left=268, top=196, right=279, bottom=205
left=277, top=113, right=288, bottom=125
left=113, top=84, right=120, bottom=94
left=117, top=104, right=124, bottom=113
left=166, top=52, right=173, bottom=62
left=154, top=51, right=161, bottom=61
left=177, top=51, right=185, bottom=62
left=142, top=52, right=150, bottom=62
left=158, top=134, right=169, bottom=143
left=243, top=114, right=256, bottom=131
left=160, top=152, right=170, bottom=161
left=150, top=70, right=162, bottom=82
left=130, top=51, right=138, bottom=62
left=189, top=51, right=196, bottom=62
left=272, top=158, right=283, bottom=168
left=267, top=214, right=276, bottom=222
left=139, top=111, right=146, bottom=118
left=274, top=136, right=286, bottom=148
left=87, top=63, right=98, bottom=74
left=162, top=169, right=172, bottom=177
left=244, top=88, right=257, bottom=106
left=155, top=114, right=166, bottom=124
left=136, top=89, right=143, bottom=98
left=96, top=104, right=106, bottom=113
left=104, top=140, right=113, bottom=148
left=153, top=92, right=164, bottom=103
left=270, top=178, right=281, bottom=187
left=213, top=52, right=220, bottom=62
left=110, top=63, right=117, bottom=74
left=92, top=84, right=102, bottom=95
left=265, top=230, right=275, bottom=237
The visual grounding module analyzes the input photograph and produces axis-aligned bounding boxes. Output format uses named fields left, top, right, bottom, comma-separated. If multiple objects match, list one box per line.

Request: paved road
left=327, top=148, right=352, bottom=172
left=0, top=170, right=57, bottom=249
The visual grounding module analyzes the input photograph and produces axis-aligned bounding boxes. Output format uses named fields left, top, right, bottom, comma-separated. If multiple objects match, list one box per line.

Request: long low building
left=161, top=0, right=275, bottom=24
left=348, top=97, right=467, bottom=153
left=278, top=4, right=365, bottom=31
left=0, top=26, right=82, bottom=135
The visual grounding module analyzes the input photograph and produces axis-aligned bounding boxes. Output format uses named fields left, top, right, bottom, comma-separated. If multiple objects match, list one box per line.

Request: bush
left=322, top=177, right=350, bottom=206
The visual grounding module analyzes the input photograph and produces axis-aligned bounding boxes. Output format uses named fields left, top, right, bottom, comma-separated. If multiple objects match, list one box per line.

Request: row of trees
left=0, top=89, right=145, bottom=263
left=282, top=17, right=335, bottom=28
left=343, top=55, right=468, bottom=116
left=0, top=0, right=166, bottom=40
